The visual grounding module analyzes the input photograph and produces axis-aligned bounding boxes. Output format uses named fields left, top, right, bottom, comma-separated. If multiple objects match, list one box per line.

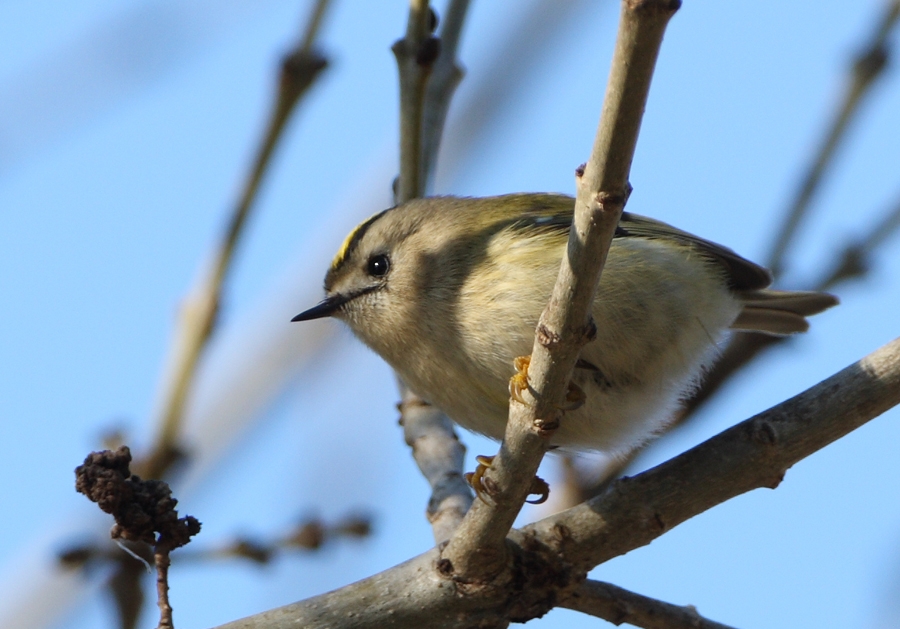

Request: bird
left=292, top=193, right=837, bottom=460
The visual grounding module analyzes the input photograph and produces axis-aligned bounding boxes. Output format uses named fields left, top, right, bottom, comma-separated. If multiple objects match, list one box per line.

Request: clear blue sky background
left=2, top=1, right=899, bottom=628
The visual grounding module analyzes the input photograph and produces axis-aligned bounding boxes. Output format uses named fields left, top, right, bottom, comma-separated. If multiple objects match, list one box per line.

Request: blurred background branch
left=767, top=0, right=900, bottom=280
left=683, top=0, right=900, bottom=423
left=562, top=0, right=900, bottom=497
left=393, top=0, right=476, bottom=544
left=143, top=0, right=333, bottom=480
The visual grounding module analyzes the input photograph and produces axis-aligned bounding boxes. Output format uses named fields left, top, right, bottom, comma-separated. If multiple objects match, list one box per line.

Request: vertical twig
left=155, top=550, right=173, bottom=629
left=392, top=0, right=438, bottom=203
left=442, top=0, right=681, bottom=579
left=421, top=0, right=471, bottom=191
left=393, top=0, right=477, bottom=542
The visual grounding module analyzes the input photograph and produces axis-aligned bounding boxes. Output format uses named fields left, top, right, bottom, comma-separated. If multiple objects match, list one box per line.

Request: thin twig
left=561, top=580, right=738, bottom=629
left=155, top=550, right=173, bottom=629
left=392, top=0, right=437, bottom=203
left=298, top=0, right=331, bottom=56
left=421, top=0, right=471, bottom=191
left=441, top=0, right=681, bottom=580
left=817, top=188, right=900, bottom=290
left=767, top=0, right=900, bottom=279
left=60, top=515, right=372, bottom=571
left=142, top=0, right=333, bottom=478
left=392, top=0, right=476, bottom=542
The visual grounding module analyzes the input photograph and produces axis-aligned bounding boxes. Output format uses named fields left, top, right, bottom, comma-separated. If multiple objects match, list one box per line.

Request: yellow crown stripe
left=330, top=209, right=388, bottom=271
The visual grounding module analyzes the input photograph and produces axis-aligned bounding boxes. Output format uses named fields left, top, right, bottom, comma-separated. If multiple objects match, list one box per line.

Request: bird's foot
left=526, top=475, right=550, bottom=504
left=509, top=355, right=533, bottom=405
left=510, top=355, right=585, bottom=412
left=464, top=454, right=551, bottom=505
left=465, top=454, right=497, bottom=504
left=560, top=381, right=586, bottom=411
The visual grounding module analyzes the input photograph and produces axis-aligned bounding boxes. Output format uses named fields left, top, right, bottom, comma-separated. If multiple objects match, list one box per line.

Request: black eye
left=367, top=253, right=390, bottom=277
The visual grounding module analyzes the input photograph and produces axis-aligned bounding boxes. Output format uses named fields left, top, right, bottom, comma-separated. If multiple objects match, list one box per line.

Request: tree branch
left=560, top=579, right=738, bottom=629
left=212, top=550, right=498, bottom=629
left=211, top=336, right=900, bottom=629
left=392, top=0, right=438, bottom=204
left=441, top=0, right=681, bottom=580
left=421, top=0, right=471, bottom=192
left=393, top=0, right=476, bottom=542
left=526, top=336, right=900, bottom=572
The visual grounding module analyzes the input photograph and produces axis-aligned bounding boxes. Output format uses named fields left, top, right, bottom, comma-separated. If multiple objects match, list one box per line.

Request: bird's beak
left=291, top=294, right=349, bottom=322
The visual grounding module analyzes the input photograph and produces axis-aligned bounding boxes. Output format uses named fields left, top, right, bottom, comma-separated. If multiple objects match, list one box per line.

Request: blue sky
left=1, top=1, right=899, bottom=628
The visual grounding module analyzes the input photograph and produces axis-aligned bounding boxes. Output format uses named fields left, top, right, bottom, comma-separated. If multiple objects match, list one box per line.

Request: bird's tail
left=731, top=290, right=838, bottom=335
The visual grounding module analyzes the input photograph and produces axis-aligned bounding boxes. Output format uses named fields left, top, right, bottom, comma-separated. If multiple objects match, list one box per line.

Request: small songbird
left=293, top=194, right=836, bottom=458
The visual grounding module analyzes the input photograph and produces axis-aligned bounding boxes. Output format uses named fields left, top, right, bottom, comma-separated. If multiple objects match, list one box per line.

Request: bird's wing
left=615, top=212, right=773, bottom=291
left=500, top=195, right=772, bottom=292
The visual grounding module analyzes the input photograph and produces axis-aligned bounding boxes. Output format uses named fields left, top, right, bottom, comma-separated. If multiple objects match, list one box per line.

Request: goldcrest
left=293, top=194, right=836, bottom=456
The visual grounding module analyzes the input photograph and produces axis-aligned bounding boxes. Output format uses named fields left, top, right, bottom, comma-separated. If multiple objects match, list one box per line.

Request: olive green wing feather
left=504, top=194, right=577, bottom=235
left=499, top=195, right=836, bottom=333
left=503, top=195, right=772, bottom=292
left=615, top=212, right=773, bottom=291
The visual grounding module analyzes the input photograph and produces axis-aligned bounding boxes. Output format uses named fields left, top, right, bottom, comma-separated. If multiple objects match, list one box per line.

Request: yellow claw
left=509, top=354, right=583, bottom=413
left=464, top=455, right=496, bottom=504
left=509, top=355, right=532, bottom=405
left=464, top=455, right=552, bottom=505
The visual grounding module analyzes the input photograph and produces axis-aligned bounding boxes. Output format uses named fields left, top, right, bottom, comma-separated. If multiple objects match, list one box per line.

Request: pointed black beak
left=291, top=294, right=349, bottom=322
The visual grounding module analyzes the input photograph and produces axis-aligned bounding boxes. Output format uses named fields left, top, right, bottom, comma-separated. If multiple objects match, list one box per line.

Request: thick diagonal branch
left=526, top=336, right=900, bottom=572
